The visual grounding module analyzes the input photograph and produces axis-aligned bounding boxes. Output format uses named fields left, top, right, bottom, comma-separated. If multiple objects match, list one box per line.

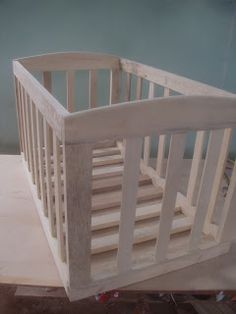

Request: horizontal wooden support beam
left=91, top=204, right=181, bottom=231
left=91, top=185, right=163, bottom=211
left=91, top=216, right=192, bottom=254
left=64, top=96, right=236, bottom=143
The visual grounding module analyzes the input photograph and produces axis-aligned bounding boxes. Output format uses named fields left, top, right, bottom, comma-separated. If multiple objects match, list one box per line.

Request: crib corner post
left=62, top=137, right=93, bottom=290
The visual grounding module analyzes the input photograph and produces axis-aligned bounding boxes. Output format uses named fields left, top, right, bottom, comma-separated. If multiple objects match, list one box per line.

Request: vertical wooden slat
left=21, top=86, right=29, bottom=164
left=42, top=71, right=53, bottom=149
left=124, top=72, right=131, bottom=102
left=24, top=93, right=32, bottom=172
left=155, top=134, right=186, bottom=262
left=136, top=76, right=143, bottom=100
left=117, top=137, right=142, bottom=272
left=156, top=87, right=170, bottom=177
left=109, top=68, right=120, bottom=105
left=25, top=93, right=34, bottom=179
left=204, top=128, right=232, bottom=228
left=188, top=129, right=225, bottom=250
left=42, top=71, right=52, bottom=92
left=36, top=108, right=47, bottom=215
left=143, top=82, right=155, bottom=166
left=44, top=118, right=56, bottom=237
left=30, top=101, right=40, bottom=196
left=63, top=142, right=93, bottom=286
left=187, top=131, right=206, bottom=206
left=217, top=160, right=236, bottom=242
left=17, top=82, right=25, bottom=154
left=89, top=70, right=97, bottom=108
left=53, top=132, right=66, bottom=261
left=67, top=70, right=75, bottom=112
left=14, top=78, right=23, bottom=152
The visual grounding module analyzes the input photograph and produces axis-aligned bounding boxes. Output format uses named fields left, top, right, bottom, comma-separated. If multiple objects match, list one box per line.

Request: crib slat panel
left=67, top=70, right=75, bottom=112
left=187, top=131, right=206, bottom=206
left=188, top=129, right=225, bottom=249
left=143, top=82, right=155, bottom=166
left=156, top=87, right=170, bottom=177
left=89, top=70, right=97, bottom=108
left=155, top=133, right=186, bottom=262
left=44, top=119, right=56, bottom=237
left=109, top=68, right=120, bottom=105
left=36, top=108, right=47, bottom=214
left=125, top=72, right=131, bottom=102
left=30, top=101, right=40, bottom=196
left=217, top=161, right=236, bottom=242
left=117, top=137, right=142, bottom=272
left=53, top=133, right=66, bottom=261
left=63, top=142, right=93, bottom=286
left=205, top=128, right=232, bottom=228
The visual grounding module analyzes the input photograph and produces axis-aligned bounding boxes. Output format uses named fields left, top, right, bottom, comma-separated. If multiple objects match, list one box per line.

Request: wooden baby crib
left=13, top=52, right=236, bottom=301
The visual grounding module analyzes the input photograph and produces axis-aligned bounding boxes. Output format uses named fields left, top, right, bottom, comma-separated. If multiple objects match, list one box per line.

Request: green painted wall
left=1, top=0, right=236, bottom=154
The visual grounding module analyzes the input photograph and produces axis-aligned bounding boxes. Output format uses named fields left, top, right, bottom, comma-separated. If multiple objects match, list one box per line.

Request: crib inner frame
left=13, top=52, right=236, bottom=301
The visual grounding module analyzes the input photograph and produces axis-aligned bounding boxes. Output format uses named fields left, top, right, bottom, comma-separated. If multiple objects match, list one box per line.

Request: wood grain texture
left=89, top=70, right=97, bottom=108
left=63, top=142, right=93, bottom=287
left=53, top=133, right=66, bottom=261
left=155, top=134, right=186, bottom=262
left=109, top=68, right=120, bottom=105
left=117, top=138, right=142, bottom=271
left=156, top=87, right=170, bottom=177
left=36, top=108, right=47, bottom=213
left=188, top=129, right=225, bottom=249
left=67, top=70, right=75, bottom=112
left=187, top=131, right=206, bottom=206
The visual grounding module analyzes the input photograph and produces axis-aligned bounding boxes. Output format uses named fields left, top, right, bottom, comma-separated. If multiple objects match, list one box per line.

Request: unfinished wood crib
left=13, top=52, right=236, bottom=301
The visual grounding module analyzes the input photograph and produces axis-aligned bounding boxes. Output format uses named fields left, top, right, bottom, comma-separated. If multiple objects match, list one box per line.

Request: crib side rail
left=120, top=58, right=234, bottom=97
left=63, top=95, right=236, bottom=293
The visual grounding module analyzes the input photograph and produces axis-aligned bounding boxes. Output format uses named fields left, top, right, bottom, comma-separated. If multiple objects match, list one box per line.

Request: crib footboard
left=13, top=52, right=236, bottom=300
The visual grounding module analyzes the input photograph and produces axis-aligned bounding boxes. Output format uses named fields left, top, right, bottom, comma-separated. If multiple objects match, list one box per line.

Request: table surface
left=1, top=154, right=236, bottom=291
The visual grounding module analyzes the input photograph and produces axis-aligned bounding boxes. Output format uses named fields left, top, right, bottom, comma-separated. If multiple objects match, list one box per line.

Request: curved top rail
left=64, top=95, right=236, bottom=143
left=16, top=51, right=120, bottom=71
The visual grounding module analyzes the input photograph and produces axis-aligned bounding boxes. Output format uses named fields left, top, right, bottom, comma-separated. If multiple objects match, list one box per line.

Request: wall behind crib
left=0, top=0, right=236, bottom=155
